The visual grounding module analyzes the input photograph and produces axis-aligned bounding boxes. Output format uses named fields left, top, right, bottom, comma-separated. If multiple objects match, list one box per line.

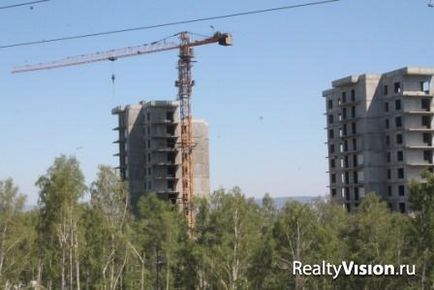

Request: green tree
left=272, top=201, right=318, bottom=289
left=84, top=165, right=130, bottom=290
left=193, top=187, right=262, bottom=290
left=408, top=171, right=434, bottom=289
left=247, top=193, right=280, bottom=290
left=0, top=178, right=37, bottom=288
left=309, top=199, right=348, bottom=289
left=175, top=196, right=211, bottom=290
left=130, top=193, right=186, bottom=290
left=344, top=193, right=410, bottom=289
left=36, top=155, right=86, bottom=290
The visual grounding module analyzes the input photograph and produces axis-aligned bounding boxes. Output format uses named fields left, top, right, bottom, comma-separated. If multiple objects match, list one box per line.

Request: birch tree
left=193, top=188, right=262, bottom=290
left=273, top=201, right=318, bottom=290
left=85, top=165, right=129, bottom=290
left=131, top=193, right=186, bottom=290
left=0, top=178, right=35, bottom=287
left=36, top=155, right=86, bottom=290
left=408, top=171, right=434, bottom=289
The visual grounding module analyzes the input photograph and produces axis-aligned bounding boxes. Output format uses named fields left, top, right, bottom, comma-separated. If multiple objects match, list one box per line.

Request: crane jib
left=12, top=41, right=179, bottom=73
left=11, top=32, right=232, bottom=74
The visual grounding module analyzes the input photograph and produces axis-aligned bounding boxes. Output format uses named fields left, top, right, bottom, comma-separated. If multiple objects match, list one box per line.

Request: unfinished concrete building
left=324, top=67, right=434, bottom=213
left=112, top=101, right=210, bottom=207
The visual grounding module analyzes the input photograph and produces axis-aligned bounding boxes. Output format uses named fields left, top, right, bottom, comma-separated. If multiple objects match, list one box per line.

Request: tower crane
left=12, top=31, right=233, bottom=228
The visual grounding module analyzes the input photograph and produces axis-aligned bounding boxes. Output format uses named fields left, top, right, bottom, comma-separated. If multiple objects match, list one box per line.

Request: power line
left=0, top=0, right=50, bottom=10
left=0, top=0, right=339, bottom=49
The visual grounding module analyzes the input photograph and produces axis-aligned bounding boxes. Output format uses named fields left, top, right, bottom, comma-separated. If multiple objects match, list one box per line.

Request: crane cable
left=110, top=59, right=116, bottom=97
left=0, top=0, right=50, bottom=10
left=0, top=0, right=339, bottom=49
left=105, top=31, right=203, bottom=97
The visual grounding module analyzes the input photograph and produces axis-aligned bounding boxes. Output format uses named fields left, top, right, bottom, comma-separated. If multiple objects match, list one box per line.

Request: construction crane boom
left=12, top=31, right=232, bottom=229
left=12, top=41, right=178, bottom=73
left=12, top=32, right=232, bottom=73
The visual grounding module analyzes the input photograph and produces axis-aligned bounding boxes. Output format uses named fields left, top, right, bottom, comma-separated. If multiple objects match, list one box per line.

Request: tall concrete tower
left=324, top=67, right=434, bottom=213
left=112, top=101, right=210, bottom=207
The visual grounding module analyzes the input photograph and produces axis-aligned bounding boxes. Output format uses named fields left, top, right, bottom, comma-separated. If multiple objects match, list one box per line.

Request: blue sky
left=1, top=0, right=433, bottom=204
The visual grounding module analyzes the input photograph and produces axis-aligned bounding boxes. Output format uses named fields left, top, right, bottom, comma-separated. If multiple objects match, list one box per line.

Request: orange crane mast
left=12, top=31, right=233, bottom=228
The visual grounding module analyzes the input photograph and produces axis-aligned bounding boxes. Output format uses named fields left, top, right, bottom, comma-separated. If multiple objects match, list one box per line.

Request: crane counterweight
left=218, top=33, right=233, bottom=46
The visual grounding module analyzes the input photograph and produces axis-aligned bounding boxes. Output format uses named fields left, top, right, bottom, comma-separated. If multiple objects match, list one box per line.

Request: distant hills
left=24, top=196, right=325, bottom=211
left=255, top=196, right=325, bottom=208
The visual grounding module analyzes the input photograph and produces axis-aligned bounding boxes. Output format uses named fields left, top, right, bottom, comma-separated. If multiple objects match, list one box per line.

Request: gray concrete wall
left=112, top=100, right=210, bottom=208
left=192, top=120, right=210, bottom=198
left=324, top=67, right=434, bottom=213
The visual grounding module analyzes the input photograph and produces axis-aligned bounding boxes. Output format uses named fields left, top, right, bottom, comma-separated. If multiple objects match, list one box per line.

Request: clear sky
left=1, top=0, right=433, bottom=205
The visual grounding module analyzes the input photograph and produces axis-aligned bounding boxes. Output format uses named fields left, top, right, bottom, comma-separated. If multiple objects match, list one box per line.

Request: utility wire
left=0, top=0, right=339, bottom=49
left=0, top=0, right=50, bottom=10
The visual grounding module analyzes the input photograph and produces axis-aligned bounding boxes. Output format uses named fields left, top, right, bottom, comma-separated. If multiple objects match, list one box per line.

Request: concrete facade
left=112, top=101, right=210, bottom=207
left=324, top=67, right=434, bottom=213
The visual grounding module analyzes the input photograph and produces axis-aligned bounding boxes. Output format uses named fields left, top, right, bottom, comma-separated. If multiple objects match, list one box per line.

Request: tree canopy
left=0, top=156, right=433, bottom=289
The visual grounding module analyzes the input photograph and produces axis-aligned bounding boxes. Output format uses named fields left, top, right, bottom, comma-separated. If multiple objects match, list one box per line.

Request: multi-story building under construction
left=112, top=100, right=210, bottom=207
left=324, top=67, right=434, bottom=213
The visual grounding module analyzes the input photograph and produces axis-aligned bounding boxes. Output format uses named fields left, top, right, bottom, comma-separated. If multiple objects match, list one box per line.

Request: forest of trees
left=1, top=155, right=434, bottom=289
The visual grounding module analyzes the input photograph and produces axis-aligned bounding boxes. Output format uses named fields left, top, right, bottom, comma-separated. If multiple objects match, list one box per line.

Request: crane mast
left=176, top=32, right=195, bottom=228
left=12, top=31, right=232, bottom=228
